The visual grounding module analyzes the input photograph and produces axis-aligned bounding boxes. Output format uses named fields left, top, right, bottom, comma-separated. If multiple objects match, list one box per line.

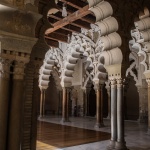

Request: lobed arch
left=130, top=7, right=150, bottom=83
left=39, top=47, right=63, bottom=90
left=61, top=0, right=123, bottom=87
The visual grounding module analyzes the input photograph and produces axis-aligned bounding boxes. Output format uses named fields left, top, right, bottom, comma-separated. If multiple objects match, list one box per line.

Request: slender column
left=0, top=59, right=11, bottom=150
left=58, top=90, right=62, bottom=115
left=86, top=87, right=91, bottom=116
left=39, top=89, right=44, bottom=118
left=66, top=88, right=70, bottom=121
left=107, top=87, right=111, bottom=119
left=84, top=89, right=88, bottom=116
left=82, top=88, right=86, bottom=116
left=95, top=84, right=104, bottom=128
left=115, top=79, right=127, bottom=150
left=107, top=79, right=117, bottom=149
left=61, top=87, right=70, bottom=122
left=8, top=61, right=25, bottom=150
left=105, top=81, right=111, bottom=119
left=147, top=80, right=150, bottom=135
left=123, top=80, right=128, bottom=120
left=42, top=89, right=46, bottom=117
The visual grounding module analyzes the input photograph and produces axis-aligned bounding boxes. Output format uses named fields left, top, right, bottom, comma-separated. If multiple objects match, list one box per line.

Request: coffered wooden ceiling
left=44, top=0, right=96, bottom=47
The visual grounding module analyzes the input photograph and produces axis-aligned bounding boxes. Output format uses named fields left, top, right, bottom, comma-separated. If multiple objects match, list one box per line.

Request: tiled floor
left=37, top=116, right=150, bottom=150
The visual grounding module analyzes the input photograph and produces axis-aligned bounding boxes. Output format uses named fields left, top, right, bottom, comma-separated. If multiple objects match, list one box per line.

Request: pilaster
left=0, top=58, right=11, bottom=150
left=8, top=60, right=26, bottom=150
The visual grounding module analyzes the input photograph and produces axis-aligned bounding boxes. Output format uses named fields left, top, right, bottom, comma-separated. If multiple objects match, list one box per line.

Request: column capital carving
left=0, top=58, right=11, bottom=79
left=13, top=61, right=26, bottom=80
left=116, top=78, right=123, bottom=88
left=110, top=79, right=117, bottom=89
left=94, top=83, right=103, bottom=91
left=144, top=70, right=150, bottom=87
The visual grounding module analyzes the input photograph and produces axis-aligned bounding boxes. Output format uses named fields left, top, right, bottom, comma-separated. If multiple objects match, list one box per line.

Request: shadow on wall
left=126, top=76, right=139, bottom=120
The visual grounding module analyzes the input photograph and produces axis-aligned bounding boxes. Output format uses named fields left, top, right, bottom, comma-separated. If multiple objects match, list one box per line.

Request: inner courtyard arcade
left=0, top=0, right=150, bottom=150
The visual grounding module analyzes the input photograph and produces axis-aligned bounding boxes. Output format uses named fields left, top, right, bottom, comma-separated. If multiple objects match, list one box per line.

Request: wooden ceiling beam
left=73, top=20, right=91, bottom=29
left=45, top=39, right=59, bottom=48
left=48, top=14, right=91, bottom=30
left=63, top=25, right=81, bottom=33
left=56, top=28, right=72, bottom=36
left=45, top=5, right=90, bottom=34
left=57, top=5, right=95, bottom=24
left=45, top=32, right=68, bottom=43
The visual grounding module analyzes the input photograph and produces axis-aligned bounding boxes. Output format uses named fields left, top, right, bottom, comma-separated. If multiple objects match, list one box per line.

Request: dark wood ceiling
left=45, top=0, right=96, bottom=47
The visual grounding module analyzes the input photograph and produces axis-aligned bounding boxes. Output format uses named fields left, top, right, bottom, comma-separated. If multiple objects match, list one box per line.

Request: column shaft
left=0, top=77, right=10, bottom=150
left=107, top=80, right=117, bottom=149
left=148, top=83, right=150, bottom=134
left=40, top=90, right=44, bottom=117
left=100, top=85, right=104, bottom=125
left=111, top=80, right=117, bottom=141
left=42, top=90, right=46, bottom=116
left=117, top=80, right=124, bottom=141
left=62, top=87, right=67, bottom=122
left=8, top=80, right=24, bottom=150
left=0, top=59, right=10, bottom=150
left=66, top=88, right=70, bottom=121
left=95, top=84, right=104, bottom=128
left=107, top=87, right=111, bottom=119
left=115, top=79, right=127, bottom=149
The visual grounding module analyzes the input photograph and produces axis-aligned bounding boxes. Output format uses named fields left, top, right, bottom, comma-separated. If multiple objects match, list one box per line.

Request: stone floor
left=38, top=116, right=150, bottom=150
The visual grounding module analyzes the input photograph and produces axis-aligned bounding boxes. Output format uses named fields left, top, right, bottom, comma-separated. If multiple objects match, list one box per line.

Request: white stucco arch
left=130, top=7, right=150, bottom=80
left=61, top=0, right=123, bottom=87
left=39, top=47, right=63, bottom=90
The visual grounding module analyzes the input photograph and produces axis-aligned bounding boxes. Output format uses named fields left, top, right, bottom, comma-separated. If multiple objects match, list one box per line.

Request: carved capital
left=116, top=78, right=123, bottom=88
left=13, top=61, right=26, bottom=80
left=110, top=79, right=117, bottom=89
left=144, top=70, right=150, bottom=87
left=0, top=58, right=11, bottom=79
left=94, top=83, right=103, bottom=91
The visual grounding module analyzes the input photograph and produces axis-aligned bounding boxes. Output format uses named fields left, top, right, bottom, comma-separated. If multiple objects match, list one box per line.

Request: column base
left=147, top=128, right=150, bottom=135
left=138, top=113, right=148, bottom=123
left=38, top=115, right=44, bottom=119
left=94, top=123, right=105, bottom=129
left=107, top=140, right=116, bottom=150
left=107, top=115, right=111, bottom=119
left=60, top=118, right=71, bottom=124
left=115, top=141, right=128, bottom=150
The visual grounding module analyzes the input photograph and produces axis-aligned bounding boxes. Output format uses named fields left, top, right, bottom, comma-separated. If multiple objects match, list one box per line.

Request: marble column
left=0, top=59, right=11, bottom=150
left=95, top=84, right=104, bottom=128
left=115, top=79, right=127, bottom=150
left=107, top=79, right=117, bottom=149
left=8, top=61, right=25, bottom=150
